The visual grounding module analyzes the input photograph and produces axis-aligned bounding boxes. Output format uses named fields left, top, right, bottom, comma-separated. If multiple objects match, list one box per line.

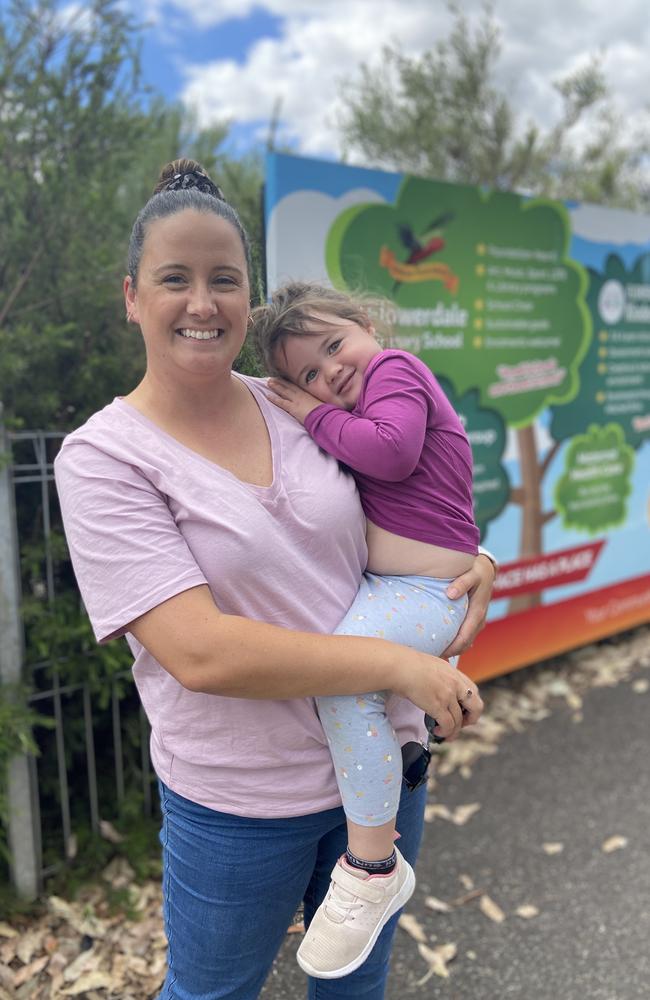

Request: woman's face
left=124, top=209, right=250, bottom=381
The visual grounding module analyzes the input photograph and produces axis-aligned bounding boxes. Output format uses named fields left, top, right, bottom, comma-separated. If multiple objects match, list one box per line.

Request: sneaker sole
left=296, top=864, right=416, bottom=980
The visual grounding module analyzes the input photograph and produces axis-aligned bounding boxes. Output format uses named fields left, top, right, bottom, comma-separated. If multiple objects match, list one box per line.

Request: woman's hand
left=396, top=653, right=483, bottom=742
left=267, top=377, right=322, bottom=425
left=442, top=553, right=496, bottom=658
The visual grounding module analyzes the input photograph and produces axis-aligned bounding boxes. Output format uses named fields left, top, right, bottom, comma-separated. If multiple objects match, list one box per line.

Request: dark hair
left=252, top=281, right=389, bottom=376
left=127, top=158, right=251, bottom=283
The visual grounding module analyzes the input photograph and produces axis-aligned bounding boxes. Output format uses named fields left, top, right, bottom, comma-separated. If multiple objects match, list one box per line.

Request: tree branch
left=0, top=244, right=44, bottom=328
left=540, top=440, right=561, bottom=478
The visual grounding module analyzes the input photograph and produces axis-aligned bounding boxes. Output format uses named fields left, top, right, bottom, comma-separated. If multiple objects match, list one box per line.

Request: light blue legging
left=318, top=572, right=468, bottom=826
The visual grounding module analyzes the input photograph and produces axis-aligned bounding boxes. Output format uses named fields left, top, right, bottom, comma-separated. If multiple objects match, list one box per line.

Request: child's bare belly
left=365, top=519, right=475, bottom=578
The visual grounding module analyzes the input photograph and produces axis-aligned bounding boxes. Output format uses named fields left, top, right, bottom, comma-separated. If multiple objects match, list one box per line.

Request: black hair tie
left=162, top=170, right=225, bottom=201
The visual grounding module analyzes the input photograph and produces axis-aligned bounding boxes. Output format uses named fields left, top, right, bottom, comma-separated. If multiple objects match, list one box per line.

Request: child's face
left=277, top=314, right=382, bottom=410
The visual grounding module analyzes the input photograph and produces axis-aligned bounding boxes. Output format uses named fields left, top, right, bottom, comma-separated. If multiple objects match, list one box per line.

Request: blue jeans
left=157, top=778, right=427, bottom=999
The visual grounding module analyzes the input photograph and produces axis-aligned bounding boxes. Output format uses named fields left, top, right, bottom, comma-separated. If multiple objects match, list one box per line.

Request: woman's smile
left=177, top=327, right=225, bottom=341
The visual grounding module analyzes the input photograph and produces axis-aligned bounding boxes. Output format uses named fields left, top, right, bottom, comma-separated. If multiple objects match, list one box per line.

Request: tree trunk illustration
left=508, top=425, right=543, bottom=613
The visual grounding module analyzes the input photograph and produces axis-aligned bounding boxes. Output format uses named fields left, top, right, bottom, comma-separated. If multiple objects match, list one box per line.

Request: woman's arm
left=129, top=583, right=483, bottom=741
left=441, top=553, right=496, bottom=657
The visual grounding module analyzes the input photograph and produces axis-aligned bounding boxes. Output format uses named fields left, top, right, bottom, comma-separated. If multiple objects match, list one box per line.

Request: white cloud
left=55, top=2, right=97, bottom=36
left=163, top=0, right=650, bottom=160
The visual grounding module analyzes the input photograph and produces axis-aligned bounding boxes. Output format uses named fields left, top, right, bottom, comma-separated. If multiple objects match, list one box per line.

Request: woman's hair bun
left=153, top=158, right=225, bottom=201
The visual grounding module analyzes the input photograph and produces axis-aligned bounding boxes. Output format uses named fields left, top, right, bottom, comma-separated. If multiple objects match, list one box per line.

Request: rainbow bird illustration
left=392, top=210, right=455, bottom=293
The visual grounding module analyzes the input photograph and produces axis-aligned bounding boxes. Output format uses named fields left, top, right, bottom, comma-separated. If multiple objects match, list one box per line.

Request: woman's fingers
left=442, top=555, right=495, bottom=657
left=447, top=553, right=495, bottom=600
left=457, top=680, right=483, bottom=727
left=442, top=600, right=488, bottom=656
left=431, top=699, right=464, bottom=741
left=446, top=564, right=479, bottom=600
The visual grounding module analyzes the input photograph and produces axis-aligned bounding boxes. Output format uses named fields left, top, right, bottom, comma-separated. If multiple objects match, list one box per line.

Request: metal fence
left=0, top=409, right=154, bottom=900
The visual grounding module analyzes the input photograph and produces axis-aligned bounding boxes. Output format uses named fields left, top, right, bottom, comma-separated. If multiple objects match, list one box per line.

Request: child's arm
left=269, top=355, right=429, bottom=481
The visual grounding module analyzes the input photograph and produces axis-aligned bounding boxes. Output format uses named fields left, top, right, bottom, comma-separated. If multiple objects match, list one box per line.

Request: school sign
left=264, top=153, right=650, bottom=680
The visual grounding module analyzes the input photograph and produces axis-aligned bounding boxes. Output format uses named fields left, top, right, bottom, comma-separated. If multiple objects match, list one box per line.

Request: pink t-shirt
left=54, top=375, right=426, bottom=818
left=304, top=351, right=479, bottom=555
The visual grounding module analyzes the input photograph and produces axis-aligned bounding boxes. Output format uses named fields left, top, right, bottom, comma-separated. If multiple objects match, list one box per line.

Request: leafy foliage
left=338, top=4, right=650, bottom=209
left=0, top=0, right=265, bottom=432
left=0, top=684, right=54, bottom=860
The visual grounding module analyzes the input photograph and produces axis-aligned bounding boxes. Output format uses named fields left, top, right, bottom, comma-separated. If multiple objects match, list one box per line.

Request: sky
left=63, top=0, right=650, bottom=162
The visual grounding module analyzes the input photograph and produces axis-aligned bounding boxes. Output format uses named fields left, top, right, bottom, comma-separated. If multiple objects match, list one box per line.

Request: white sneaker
left=296, top=848, right=415, bottom=979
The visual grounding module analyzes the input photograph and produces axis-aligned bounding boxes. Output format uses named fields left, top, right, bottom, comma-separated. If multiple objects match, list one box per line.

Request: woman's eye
left=328, top=339, right=342, bottom=354
left=305, top=369, right=318, bottom=384
left=163, top=274, right=185, bottom=285
left=214, top=275, right=237, bottom=286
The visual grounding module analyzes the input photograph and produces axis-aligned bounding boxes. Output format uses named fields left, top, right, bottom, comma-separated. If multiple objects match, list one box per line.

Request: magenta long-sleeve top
left=304, top=350, right=480, bottom=555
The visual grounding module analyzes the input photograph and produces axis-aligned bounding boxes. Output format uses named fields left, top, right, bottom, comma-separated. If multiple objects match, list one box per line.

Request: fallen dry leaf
left=13, top=954, right=49, bottom=987
left=479, top=894, right=506, bottom=923
left=16, top=928, right=45, bottom=965
left=102, top=856, right=135, bottom=888
left=602, top=835, right=628, bottom=853
left=0, top=965, right=14, bottom=992
left=631, top=678, right=649, bottom=693
left=423, top=803, right=451, bottom=822
left=424, top=895, right=452, bottom=914
left=516, top=905, right=540, bottom=919
left=398, top=912, right=428, bottom=943
left=416, top=941, right=457, bottom=983
left=99, top=819, right=126, bottom=844
left=62, top=947, right=101, bottom=983
left=450, top=803, right=481, bottom=825
left=542, top=842, right=564, bottom=855
left=0, top=923, right=17, bottom=939
left=459, top=874, right=475, bottom=891
left=60, top=970, right=114, bottom=995
left=448, top=888, right=485, bottom=908
left=423, top=802, right=481, bottom=825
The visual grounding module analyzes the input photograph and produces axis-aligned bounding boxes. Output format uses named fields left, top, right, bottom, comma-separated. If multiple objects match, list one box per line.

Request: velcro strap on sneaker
left=331, top=865, right=386, bottom=903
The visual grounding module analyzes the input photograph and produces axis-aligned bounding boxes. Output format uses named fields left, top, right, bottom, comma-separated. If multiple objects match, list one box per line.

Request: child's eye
left=327, top=339, right=342, bottom=354
left=305, top=369, right=318, bottom=384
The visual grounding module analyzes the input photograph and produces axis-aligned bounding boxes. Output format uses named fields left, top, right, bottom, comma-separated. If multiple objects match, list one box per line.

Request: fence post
left=0, top=402, right=40, bottom=899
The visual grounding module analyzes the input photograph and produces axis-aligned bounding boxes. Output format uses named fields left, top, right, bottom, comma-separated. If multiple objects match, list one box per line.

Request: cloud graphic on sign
left=570, top=203, right=650, bottom=245
left=266, top=188, right=386, bottom=293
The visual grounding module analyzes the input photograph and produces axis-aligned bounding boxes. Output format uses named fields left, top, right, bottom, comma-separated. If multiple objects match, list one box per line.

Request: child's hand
left=267, top=377, right=322, bottom=425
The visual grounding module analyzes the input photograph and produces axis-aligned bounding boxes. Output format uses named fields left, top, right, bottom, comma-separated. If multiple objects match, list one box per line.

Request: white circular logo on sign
left=598, top=280, right=625, bottom=325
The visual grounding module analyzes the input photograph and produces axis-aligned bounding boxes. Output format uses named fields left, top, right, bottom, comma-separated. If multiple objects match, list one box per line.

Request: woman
left=54, top=159, right=494, bottom=1000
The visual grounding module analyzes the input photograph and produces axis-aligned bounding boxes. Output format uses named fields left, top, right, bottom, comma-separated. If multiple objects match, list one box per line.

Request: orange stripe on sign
left=459, top=573, right=650, bottom=682
left=378, top=247, right=459, bottom=291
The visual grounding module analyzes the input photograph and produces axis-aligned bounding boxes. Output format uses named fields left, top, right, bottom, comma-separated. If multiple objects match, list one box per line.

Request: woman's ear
left=124, top=275, right=138, bottom=324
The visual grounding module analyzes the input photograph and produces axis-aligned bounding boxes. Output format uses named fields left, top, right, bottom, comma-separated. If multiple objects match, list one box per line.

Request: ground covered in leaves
left=1, top=625, right=648, bottom=998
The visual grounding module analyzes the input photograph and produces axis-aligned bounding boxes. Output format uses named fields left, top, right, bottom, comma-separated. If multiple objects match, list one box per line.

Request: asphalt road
left=261, top=652, right=650, bottom=1000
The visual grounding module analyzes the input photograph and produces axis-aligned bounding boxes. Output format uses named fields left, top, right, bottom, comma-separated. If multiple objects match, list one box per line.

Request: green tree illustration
left=327, top=174, right=592, bottom=610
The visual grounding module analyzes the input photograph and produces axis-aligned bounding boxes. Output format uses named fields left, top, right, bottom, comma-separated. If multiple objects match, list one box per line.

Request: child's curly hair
left=251, top=282, right=391, bottom=376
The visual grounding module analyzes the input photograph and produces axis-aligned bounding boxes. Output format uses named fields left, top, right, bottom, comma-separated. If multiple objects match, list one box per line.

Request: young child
left=252, top=282, right=481, bottom=980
